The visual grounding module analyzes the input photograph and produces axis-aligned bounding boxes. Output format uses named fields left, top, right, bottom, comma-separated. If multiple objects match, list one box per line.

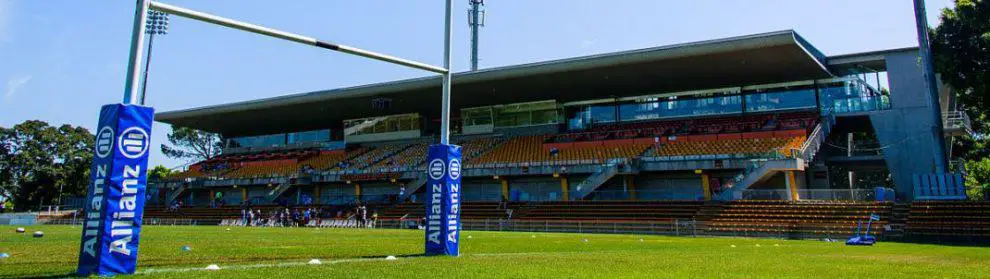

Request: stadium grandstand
left=144, top=30, right=983, bottom=242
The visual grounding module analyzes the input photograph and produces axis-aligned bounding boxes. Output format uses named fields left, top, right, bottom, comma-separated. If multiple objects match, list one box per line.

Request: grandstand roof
left=827, top=46, right=918, bottom=75
left=157, top=30, right=835, bottom=136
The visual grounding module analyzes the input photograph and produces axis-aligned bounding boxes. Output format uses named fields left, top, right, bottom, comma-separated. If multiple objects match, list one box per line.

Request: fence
left=41, top=218, right=207, bottom=226
left=742, top=189, right=877, bottom=201
left=376, top=218, right=699, bottom=237
left=831, top=95, right=891, bottom=114
left=34, top=217, right=871, bottom=239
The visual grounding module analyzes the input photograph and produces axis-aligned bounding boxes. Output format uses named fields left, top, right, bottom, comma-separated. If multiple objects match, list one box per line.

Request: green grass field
left=1, top=225, right=989, bottom=278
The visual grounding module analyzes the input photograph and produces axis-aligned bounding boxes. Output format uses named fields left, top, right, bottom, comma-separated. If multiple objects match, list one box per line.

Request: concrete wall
left=494, top=124, right=560, bottom=136
left=633, top=173, right=704, bottom=201
left=462, top=124, right=494, bottom=135
left=345, top=130, right=421, bottom=143
left=510, top=177, right=564, bottom=201
left=462, top=178, right=503, bottom=201
left=870, top=51, right=941, bottom=201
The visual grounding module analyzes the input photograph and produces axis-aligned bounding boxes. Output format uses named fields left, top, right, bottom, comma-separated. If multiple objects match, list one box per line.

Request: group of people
left=237, top=204, right=378, bottom=228
left=167, top=200, right=183, bottom=212
left=241, top=207, right=321, bottom=227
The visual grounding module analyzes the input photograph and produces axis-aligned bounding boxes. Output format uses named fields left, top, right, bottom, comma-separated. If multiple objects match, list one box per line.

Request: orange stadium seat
left=470, top=135, right=651, bottom=165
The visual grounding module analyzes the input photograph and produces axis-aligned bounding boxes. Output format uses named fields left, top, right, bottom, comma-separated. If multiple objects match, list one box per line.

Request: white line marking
left=136, top=258, right=383, bottom=274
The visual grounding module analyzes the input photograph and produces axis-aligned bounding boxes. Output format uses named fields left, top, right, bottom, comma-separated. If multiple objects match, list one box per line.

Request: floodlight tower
left=468, top=0, right=485, bottom=71
left=139, top=10, right=169, bottom=104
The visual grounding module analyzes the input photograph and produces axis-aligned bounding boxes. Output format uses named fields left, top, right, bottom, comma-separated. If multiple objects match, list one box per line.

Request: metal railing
left=831, top=95, right=891, bottom=114
left=800, top=108, right=834, bottom=162
left=943, top=110, right=973, bottom=134
left=41, top=218, right=206, bottom=226
left=377, top=218, right=699, bottom=237
left=584, top=190, right=702, bottom=201
left=741, top=189, right=877, bottom=201
left=571, top=160, right=622, bottom=199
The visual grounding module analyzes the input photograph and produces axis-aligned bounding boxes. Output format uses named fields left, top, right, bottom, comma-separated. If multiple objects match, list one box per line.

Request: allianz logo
left=118, top=127, right=149, bottom=159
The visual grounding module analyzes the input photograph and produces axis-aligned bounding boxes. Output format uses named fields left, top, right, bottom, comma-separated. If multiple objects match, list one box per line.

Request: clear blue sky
left=0, top=0, right=953, bottom=169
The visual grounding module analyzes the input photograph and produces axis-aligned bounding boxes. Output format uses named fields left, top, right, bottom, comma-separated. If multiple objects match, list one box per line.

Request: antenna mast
left=468, top=0, right=485, bottom=71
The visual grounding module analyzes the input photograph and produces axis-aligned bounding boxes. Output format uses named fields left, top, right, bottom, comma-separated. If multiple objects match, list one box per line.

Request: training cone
left=0, top=253, right=10, bottom=259
left=181, top=246, right=192, bottom=252
left=32, top=231, right=44, bottom=238
left=385, top=256, right=397, bottom=261
left=308, top=259, right=322, bottom=265
left=205, top=264, right=220, bottom=270
left=15, top=227, right=25, bottom=233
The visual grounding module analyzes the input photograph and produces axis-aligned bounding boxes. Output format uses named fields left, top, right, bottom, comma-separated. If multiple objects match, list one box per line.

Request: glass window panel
left=532, top=109, right=558, bottom=125
left=589, top=105, right=616, bottom=124
left=462, top=107, right=493, bottom=126
left=744, top=89, right=816, bottom=113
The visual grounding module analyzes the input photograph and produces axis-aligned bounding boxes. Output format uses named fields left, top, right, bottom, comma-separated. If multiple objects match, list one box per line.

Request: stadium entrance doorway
left=78, top=0, right=459, bottom=276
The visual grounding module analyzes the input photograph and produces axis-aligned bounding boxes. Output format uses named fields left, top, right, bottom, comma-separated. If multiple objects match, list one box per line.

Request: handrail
left=943, top=110, right=973, bottom=133
left=166, top=184, right=188, bottom=205
left=798, top=107, right=834, bottom=162
left=573, top=160, right=622, bottom=199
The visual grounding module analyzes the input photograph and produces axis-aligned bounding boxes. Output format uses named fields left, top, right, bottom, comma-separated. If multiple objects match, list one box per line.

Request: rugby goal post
left=78, top=1, right=458, bottom=276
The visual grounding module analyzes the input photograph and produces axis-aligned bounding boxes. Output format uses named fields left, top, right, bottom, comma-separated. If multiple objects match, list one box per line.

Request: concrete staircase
left=799, top=112, right=835, bottom=163
left=165, top=184, right=188, bottom=205
left=397, top=173, right=428, bottom=202
left=718, top=159, right=805, bottom=200
left=571, top=161, right=622, bottom=200
left=268, top=183, right=295, bottom=201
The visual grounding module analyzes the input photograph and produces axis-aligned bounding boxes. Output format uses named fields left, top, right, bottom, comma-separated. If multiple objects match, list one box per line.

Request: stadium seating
left=334, top=144, right=410, bottom=171
left=469, top=135, right=651, bottom=165
left=650, top=135, right=806, bottom=158
left=169, top=148, right=371, bottom=180
left=369, top=143, right=428, bottom=172
left=902, top=201, right=990, bottom=240
left=459, top=136, right=504, bottom=162
left=519, top=201, right=704, bottom=221
left=166, top=111, right=819, bottom=180
left=699, top=200, right=892, bottom=238
left=551, top=111, right=817, bottom=143
left=300, top=149, right=366, bottom=171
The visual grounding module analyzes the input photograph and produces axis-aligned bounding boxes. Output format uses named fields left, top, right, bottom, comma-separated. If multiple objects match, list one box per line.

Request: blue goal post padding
left=424, top=144, right=462, bottom=256
left=77, top=104, right=154, bottom=276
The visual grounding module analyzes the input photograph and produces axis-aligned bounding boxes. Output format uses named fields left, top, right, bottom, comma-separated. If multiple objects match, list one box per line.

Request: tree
left=931, top=0, right=990, bottom=124
left=964, top=158, right=990, bottom=200
left=161, top=127, right=223, bottom=163
left=932, top=0, right=990, bottom=197
left=148, top=165, right=174, bottom=182
left=0, top=120, right=93, bottom=211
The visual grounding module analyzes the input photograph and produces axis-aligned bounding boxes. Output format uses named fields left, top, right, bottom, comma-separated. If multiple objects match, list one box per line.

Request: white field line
left=135, top=248, right=658, bottom=274
left=136, top=258, right=382, bottom=274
